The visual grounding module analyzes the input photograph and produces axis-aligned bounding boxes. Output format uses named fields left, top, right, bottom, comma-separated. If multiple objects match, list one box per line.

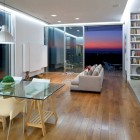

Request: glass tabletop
left=0, top=81, right=64, bottom=100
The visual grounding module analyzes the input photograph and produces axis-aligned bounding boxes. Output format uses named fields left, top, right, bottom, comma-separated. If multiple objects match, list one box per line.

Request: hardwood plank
left=0, top=71, right=140, bottom=140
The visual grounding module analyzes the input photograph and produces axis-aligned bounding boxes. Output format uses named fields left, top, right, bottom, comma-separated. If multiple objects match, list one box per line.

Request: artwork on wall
left=84, top=25, right=122, bottom=66
left=22, top=43, right=48, bottom=72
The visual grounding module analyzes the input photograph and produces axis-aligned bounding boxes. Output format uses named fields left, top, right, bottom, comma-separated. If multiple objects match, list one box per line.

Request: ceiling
left=0, top=0, right=129, bottom=24
left=130, top=0, right=140, bottom=13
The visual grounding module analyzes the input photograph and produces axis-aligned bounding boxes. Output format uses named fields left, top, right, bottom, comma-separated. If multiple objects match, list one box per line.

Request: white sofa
left=70, top=64, right=104, bottom=92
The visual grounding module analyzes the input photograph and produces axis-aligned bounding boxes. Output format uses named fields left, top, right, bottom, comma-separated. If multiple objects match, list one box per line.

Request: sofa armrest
left=79, top=75, right=102, bottom=92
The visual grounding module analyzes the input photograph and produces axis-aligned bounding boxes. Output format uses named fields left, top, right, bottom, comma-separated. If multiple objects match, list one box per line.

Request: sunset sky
left=85, top=26, right=122, bottom=53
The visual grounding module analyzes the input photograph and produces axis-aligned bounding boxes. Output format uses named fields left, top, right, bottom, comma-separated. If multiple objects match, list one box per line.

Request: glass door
left=0, top=11, right=11, bottom=79
left=65, top=26, right=84, bottom=73
left=47, top=27, right=64, bottom=72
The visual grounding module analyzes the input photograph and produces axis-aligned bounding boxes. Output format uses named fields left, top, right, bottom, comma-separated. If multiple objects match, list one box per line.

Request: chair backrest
left=103, top=61, right=110, bottom=69
left=32, top=78, right=50, bottom=83
left=13, top=76, right=22, bottom=84
left=103, top=61, right=108, bottom=66
left=0, top=97, right=26, bottom=120
left=103, top=61, right=114, bottom=71
left=24, top=78, right=50, bottom=97
left=33, top=78, right=50, bottom=89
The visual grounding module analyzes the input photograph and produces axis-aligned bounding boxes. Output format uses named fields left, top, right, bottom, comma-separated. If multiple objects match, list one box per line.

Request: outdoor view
left=84, top=25, right=122, bottom=66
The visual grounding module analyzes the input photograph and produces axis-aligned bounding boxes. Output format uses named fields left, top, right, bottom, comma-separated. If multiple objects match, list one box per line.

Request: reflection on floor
left=128, top=80, right=140, bottom=104
left=104, top=69, right=122, bottom=77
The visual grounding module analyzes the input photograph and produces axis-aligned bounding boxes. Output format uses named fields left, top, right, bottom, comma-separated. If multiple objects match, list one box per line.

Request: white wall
left=15, top=15, right=46, bottom=77
left=122, top=11, right=131, bottom=80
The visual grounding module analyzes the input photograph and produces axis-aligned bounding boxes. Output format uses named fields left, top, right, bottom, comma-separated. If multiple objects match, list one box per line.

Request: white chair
left=0, top=97, right=26, bottom=140
left=31, top=78, right=51, bottom=108
left=32, top=78, right=50, bottom=82
left=103, top=61, right=115, bottom=72
left=0, top=116, right=6, bottom=130
left=0, top=76, right=24, bottom=132
left=0, top=96, right=7, bottom=131
left=24, top=78, right=50, bottom=98
left=32, top=78, right=50, bottom=90
left=13, top=76, right=22, bottom=84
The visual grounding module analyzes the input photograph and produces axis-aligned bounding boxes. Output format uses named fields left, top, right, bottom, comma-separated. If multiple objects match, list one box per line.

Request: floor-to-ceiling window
left=65, top=26, right=84, bottom=73
left=46, top=26, right=84, bottom=73
left=46, top=24, right=122, bottom=73
left=46, top=27, right=64, bottom=72
left=0, top=11, right=12, bottom=79
left=84, top=25, right=122, bottom=69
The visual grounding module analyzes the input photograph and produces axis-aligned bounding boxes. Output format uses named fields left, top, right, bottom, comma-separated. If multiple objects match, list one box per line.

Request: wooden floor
left=0, top=71, right=140, bottom=140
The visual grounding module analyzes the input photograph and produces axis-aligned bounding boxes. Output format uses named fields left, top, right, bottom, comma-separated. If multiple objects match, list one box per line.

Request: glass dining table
left=0, top=80, right=64, bottom=136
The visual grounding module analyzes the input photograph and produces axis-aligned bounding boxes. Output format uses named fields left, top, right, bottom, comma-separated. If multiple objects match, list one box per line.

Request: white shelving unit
left=130, top=13, right=140, bottom=79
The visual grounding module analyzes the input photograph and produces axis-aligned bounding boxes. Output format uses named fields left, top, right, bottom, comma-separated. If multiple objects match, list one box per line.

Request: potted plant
left=1, top=75, right=15, bottom=86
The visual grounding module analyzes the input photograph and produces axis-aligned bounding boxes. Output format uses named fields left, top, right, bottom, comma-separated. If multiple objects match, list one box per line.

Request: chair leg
left=23, top=113, right=25, bottom=134
left=25, top=100, right=28, bottom=114
left=7, top=120, right=12, bottom=140
left=2, top=117, right=6, bottom=131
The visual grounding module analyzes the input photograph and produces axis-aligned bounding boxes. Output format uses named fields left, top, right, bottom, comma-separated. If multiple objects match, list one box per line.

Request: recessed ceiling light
left=77, top=30, right=80, bottom=32
left=75, top=18, right=80, bottom=20
left=112, top=4, right=119, bottom=7
left=57, top=21, right=61, bottom=23
left=51, top=14, right=57, bottom=17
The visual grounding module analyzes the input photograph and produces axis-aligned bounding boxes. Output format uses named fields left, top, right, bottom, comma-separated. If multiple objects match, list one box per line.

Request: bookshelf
left=130, top=13, right=140, bottom=78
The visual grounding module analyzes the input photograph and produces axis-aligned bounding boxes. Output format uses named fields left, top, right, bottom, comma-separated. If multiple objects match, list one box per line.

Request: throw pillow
left=92, top=67, right=100, bottom=76
left=91, top=66, right=95, bottom=71
left=85, top=65, right=92, bottom=71
left=84, top=69, right=89, bottom=75
left=94, top=64, right=98, bottom=67
left=92, top=71, right=99, bottom=76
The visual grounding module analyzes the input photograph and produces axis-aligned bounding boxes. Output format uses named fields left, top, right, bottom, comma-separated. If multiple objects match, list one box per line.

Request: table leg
left=25, top=100, right=34, bottom=129
left=37, top=100, right=46, bottom=136
left=48, top=96, right=58, bottom=123
left=25, top=98, right=57, bottom=136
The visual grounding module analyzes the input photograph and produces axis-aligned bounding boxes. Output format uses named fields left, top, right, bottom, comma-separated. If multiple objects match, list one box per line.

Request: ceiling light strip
left=47, top=21, right=123, bottom=27
left=0, top=4, right=47, bottom=26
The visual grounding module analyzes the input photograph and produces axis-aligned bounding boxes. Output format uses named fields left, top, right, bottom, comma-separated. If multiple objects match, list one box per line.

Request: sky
left=85, top=26, right=122, bottom=53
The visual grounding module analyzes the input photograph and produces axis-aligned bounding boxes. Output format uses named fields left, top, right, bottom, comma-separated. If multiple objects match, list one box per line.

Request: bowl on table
left=1, top=81, right=15, bottom=87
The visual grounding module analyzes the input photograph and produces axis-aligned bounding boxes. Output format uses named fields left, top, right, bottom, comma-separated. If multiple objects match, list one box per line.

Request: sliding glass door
left=65, top=26, right=84, bottom=73
left=47, top=26, right=84, bottom=73
left=47, top=27, right=64, bottom=72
